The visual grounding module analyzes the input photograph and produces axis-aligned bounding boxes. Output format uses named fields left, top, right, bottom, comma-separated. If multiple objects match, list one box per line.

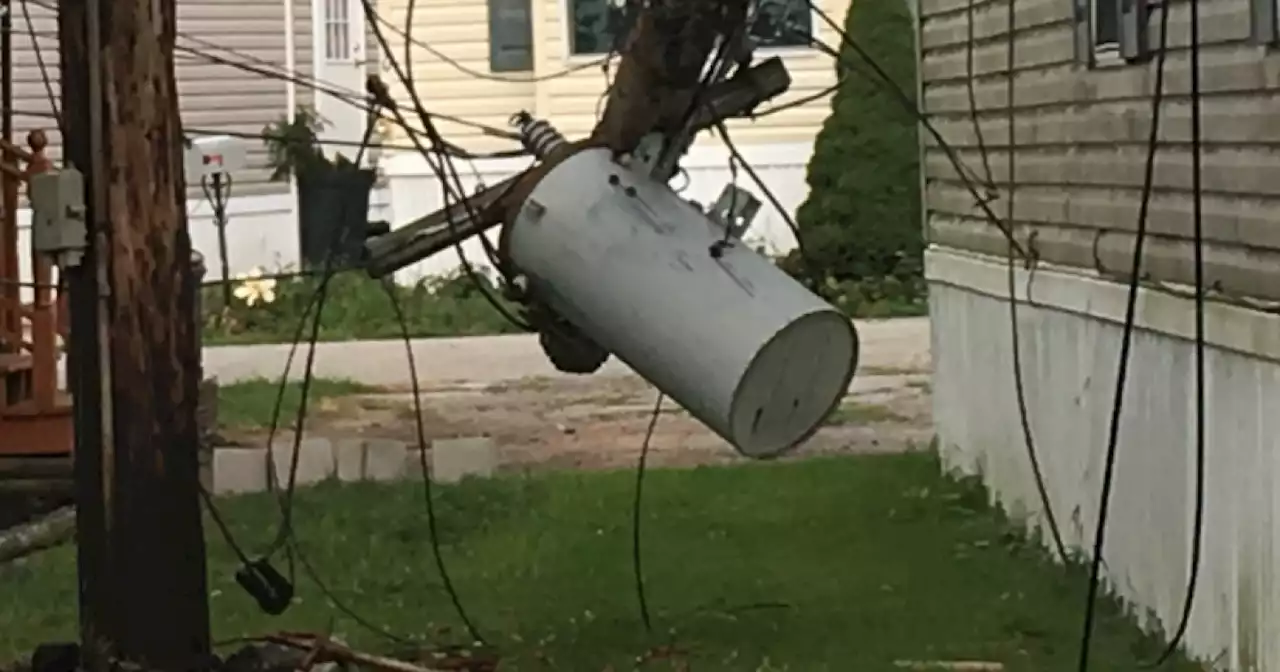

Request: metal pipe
left=283, top=0, right=298, bottom=239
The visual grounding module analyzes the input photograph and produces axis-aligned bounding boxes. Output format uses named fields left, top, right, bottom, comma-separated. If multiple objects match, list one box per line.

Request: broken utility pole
left=60, top=0, right=212, bottom=668
left=363, top=0, right=776, bottom=276
left=590, top=0, right=750, bottom=157
left=364, top=0, right=857, bottom=461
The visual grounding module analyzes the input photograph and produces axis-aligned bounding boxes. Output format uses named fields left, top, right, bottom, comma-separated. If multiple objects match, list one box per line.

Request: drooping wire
left=803, top=1, right=1025, bottom=260
left=398, top=0, right=510, bottom=275
left=804, top=0, right=1069, bottom=563
left=155, top=68, right=451, bottom=652
left=381, top=280, right=486, bottom=645
left=4, top=103, right=523, bottom=159
left=623, top=28, right=767, bottom=633
left=18, top=0, right=61, bottom=140
left=998, top=0, right=1069, bottom=564
left=192, top=96, right=485, bottom=650
left=632, top=393, right=664, bottom=633
left=1074, top=1, right=1181, bottom=668
left=964, top=0, right=995, bottom=189
left=194, top=100, right=420, bottom=645
left=167, top=44, right=524, bottom=151
left=14, top=1, right=525, bottom=159
left=183, top=125, right=527, bottom=160
left=712, top=121, right=813, bottom=278
left=1139, top=0, right=1207, bottom=664
left=260, top=110, right=385, bottom=571
left=360, top=0, right=532, bottom=332
left=746, top=82, right=841, bottom=120
left=370, top=9, right=612, bottom=83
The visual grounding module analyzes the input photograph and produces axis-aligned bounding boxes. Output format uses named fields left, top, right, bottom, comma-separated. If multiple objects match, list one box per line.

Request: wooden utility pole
left=59, top=0, right=212, bottom=669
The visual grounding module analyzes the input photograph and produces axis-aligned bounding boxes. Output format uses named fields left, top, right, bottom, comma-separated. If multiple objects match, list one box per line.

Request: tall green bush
left=789, top=0, right=922, bottom=306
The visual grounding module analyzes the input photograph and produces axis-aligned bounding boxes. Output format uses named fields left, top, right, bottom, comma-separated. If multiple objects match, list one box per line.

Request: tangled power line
left=10, top=0, right=1211, bottom=667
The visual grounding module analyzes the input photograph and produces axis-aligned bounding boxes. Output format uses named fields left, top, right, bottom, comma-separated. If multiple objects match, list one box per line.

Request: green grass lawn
left=216, top=377, right=377, bottom=430
left=0, top=453, right=1198, bottom=670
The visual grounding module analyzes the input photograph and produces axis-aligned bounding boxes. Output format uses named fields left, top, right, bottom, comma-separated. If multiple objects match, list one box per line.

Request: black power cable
left=1073, top=0, right=1189, bottom=668
left=207, top=105, right=389, bottom=620
left=631, top=393, right=665, bottom=633
left=370, top=9, right=611, bottom=84
left=398, top=0, right=512, bottom=276
left=381, top=280, right=487, bottom=646
left=18, top=0, right=61, bottom=139
left=802, top=26, right=1022, bottom=259
left=262, top=105, right=386, bottom=563
left=964, top=0, right=995, bottom=189
left=361, top=0, right=532, bottom=336
left=999, top=0, right=1069, bottom=564
left=18, top=0, right=525, bottom=154
left=1141, top=0, right=1208, bottom=662
left=196, top=90, right=488, bottom=654
left=803, top=0, right=1072, bottom=564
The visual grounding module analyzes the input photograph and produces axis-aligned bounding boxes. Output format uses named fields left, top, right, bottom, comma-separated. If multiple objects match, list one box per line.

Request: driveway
left=208, top=318, right=936, bottom=471
left=202, top=317, right=931, bottom=388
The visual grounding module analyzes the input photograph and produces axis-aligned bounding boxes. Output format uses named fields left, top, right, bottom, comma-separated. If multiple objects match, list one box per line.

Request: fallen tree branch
left=264, top=633, right=446, bottom=672
left=0, top=506, right=75, bottom=564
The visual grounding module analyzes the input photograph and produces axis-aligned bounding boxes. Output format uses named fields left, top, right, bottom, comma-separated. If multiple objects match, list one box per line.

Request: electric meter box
left=29, top=168, right=88, bottom=266
left=184, top=135, right=247, bottom=180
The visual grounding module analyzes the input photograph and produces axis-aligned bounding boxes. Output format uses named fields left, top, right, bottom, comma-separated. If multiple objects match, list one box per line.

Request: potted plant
left=264, top=107, right=378, bottom=270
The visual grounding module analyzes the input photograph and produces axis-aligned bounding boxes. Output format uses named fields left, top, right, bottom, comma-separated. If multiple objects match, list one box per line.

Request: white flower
left=232, top=267, right=277, bottom=306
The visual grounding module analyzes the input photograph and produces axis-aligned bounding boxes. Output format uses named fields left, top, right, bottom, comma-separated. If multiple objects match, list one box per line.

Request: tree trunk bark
left=59, top=0, right=212, bottom=668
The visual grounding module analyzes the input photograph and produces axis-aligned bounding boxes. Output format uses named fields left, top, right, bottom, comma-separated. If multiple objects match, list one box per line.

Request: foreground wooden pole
left=60, top=0, right=212, bottom=668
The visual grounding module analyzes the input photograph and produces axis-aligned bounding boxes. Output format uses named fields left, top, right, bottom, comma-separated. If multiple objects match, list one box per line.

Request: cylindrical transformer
left=505, top=148, right=859, bottom=459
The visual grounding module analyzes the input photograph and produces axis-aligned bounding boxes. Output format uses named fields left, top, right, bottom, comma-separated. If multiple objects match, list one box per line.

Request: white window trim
left=559, top=0, right=823, bottom=64
left=319, top=0, right=366, bottom=65
left=1089, top=0, right=1122, bottom=62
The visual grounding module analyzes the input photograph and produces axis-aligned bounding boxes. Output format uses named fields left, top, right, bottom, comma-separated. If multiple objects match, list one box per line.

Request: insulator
left=510, top=111, right=566, bottom=160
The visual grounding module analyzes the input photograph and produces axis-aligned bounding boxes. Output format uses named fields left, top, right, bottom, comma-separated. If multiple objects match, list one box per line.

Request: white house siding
left=8, top=0, right=402, bottom=289
left=919, top=0, right=1280, bottom=664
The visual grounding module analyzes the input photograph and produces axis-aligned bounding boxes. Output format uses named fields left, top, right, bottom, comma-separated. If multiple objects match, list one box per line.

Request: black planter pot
left=296, top=168, right=377, bottom=269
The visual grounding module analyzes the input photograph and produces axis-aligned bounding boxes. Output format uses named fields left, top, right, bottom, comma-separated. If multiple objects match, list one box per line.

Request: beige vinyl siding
left=537, top=0, right=846, bottom=145
left=12, top=0, right=61, bottom=170
left=377, top=0, right=849, bottom=153
left=379, top=0, right=536, bottom=153
left=919, top=0, right=1280, bottom=300
left=9, top=0, right=306, bottom=200
left=176, top=0, right=306, bottom=198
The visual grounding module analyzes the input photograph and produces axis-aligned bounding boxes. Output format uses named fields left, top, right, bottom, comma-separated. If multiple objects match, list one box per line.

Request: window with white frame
left=324, top=0, right=353, bottom=62
left=1091, top=0, right=1120, bottom=52
left=566, top=0, right=814, bottom=56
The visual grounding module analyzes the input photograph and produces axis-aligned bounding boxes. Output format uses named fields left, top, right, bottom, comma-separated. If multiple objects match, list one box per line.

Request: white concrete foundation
left=927, top=246, right=1280, bottom=671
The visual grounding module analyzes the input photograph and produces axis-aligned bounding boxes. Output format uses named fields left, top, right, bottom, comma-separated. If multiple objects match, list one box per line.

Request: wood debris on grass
left=893, top=661, right=1004, bottom=670
left=0, top=507, right=75, bottom=564
left=254, top=632, right=499, bottom=672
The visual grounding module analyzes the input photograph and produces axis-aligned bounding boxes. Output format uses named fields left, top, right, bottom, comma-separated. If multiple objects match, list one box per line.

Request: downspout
left=913, top=0, right=928, bottom=252
left=284, top=0, right=299, bottom=252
